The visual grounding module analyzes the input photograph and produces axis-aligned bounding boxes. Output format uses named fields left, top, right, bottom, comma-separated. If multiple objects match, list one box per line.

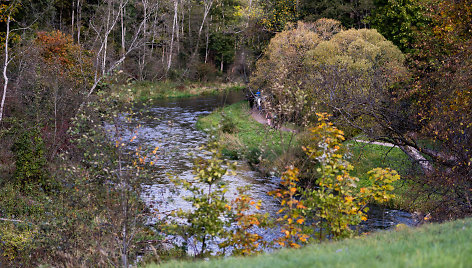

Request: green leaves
left=301, top=114, right=399, bottom=239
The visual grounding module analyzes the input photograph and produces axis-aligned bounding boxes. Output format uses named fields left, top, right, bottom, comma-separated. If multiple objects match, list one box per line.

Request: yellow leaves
left=152, top=146, right=159, bottom=155
left=344, top=196, right=354, bottom=203
left=296, top=218, right=304, bottom=224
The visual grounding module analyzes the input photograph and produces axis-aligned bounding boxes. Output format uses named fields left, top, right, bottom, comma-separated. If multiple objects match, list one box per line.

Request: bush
left=250, top=20, right=407, bottom=132
left=11, top=128, right=51, bottom=190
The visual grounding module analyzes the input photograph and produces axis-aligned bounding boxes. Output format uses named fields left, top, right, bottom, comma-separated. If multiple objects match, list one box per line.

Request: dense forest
left=0, top=0, right=471, bottom=266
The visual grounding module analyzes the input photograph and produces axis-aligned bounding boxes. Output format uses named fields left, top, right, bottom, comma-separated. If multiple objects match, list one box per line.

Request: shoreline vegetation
left=110, top=80, right=246, bottom=103
left=196, top=101, right=424, bottom=212
left=152, top=217, right=472, bottom=268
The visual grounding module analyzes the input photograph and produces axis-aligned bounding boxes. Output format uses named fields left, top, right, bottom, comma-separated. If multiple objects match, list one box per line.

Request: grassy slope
left=197, top=102, right=416, bottom=208
left=111, top=81, right=245, bottom=102
left=196, top=101, right=297, bottom=164
left=150, top=217, right=472, bottom=268
left=346, top=141, right=419, bottom=210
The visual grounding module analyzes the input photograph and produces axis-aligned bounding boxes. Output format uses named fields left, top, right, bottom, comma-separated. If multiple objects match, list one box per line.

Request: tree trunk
left=399, top=145, right=434, bottom=176
left=167, top=0, right=178, bottom=73
left=77, top=0, right=82, bottom=44
left=121, top=2, right=126, bottom=57
left=0, top=12, right=11, bottom=123
left=190, top=0, right=214, bottom=65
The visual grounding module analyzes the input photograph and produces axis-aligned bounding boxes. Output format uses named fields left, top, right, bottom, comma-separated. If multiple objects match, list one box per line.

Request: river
left=121, top=91, right=418, bottom=254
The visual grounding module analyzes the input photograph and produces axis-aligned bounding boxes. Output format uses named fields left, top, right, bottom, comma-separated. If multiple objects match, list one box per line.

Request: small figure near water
left=266, top=112, right=273, bottom=127
left=254, top=90, right=262, bottom=111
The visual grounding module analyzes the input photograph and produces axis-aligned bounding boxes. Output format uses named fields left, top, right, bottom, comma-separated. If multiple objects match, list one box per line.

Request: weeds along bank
left=111, top=81, right=246, bottom=103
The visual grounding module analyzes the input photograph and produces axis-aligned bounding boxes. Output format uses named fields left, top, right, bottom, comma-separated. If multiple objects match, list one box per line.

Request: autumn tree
left=251, top=20, right=407, bottom=132
left=396, top=0, right=472, bottom=217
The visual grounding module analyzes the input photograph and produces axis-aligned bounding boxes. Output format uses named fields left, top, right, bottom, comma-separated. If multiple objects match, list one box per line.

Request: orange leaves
left=33, top=30, right=94, bottom=85
left=269, top=166, right=309, bottom=248
left=224, top=190, right=269, bottom=256
left=36, top=31, right=75, bottom=65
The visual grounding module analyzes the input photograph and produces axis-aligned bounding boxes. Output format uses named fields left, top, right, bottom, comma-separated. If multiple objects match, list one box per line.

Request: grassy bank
left=196, top=101, right=298, bottom=171
left=151, top=217, right=472, bottom=268
left=197, top=103, right=420, bottom=210
left=346, top=141, right=421, bottom=210
left=111, top=80, right=246, bottom=102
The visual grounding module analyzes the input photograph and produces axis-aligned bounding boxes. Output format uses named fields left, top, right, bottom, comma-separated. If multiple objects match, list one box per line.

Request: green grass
left=197, top=103, right=424, bottom=210
left=150, top=217, right=472, bottom=268
left=196, top=102, right=298, bottom=168
left=346, top=141, right=428, bottom=211
left=111, top=80, right=246, bottom=102
left=347, top=141, right=412, bottom=180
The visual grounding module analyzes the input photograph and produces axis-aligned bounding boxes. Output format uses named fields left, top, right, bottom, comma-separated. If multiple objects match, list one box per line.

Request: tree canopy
left=251, top=19, right=407, bottom=132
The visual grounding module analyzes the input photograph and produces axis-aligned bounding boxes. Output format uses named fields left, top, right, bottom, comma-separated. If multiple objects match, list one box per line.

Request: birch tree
left=87, top=0, right=159, bottom=97
left=0, top=1, right=19, bottom=123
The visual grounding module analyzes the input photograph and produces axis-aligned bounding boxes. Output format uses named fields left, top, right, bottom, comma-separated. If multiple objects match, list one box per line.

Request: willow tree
left=251, top=19, right=407, bottom=133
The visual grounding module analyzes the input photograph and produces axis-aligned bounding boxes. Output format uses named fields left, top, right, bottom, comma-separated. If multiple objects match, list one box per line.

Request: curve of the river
left=121, top=91, right=418, bottom=254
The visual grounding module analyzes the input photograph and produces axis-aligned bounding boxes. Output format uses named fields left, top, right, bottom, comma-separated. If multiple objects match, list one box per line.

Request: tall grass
left=111, top=81, right=245, bottom=102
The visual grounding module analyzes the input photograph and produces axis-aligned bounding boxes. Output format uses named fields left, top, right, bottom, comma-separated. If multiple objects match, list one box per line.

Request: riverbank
left=196, top=102, right=424, bottom=212
left=196, top=101, right=299, bottom=173
left=110, top=80, right=246, bottom=103
left=152, top=217, right=472, bottom=268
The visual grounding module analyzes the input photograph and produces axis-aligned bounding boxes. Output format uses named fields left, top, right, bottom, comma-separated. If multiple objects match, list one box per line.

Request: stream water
left=122, top=91, right=418, bottom=254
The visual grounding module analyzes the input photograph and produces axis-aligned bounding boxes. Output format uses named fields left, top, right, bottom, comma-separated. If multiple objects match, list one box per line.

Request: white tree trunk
left=121, top=2, right=126, bottom=57
left=0, top=13, right=11, bottom=123
left=399, top=145, right=434, bottom=176
left=191, top=0, right=214, bottom=63
left=167, top=0, right=178, bottom=72
left=77, top=0, right=82, bottom=44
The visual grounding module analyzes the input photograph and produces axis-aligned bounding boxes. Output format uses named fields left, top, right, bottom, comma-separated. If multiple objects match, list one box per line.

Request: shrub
left=11, top=128, right=51, bottom=190
left=251, top=19, right=407, bottom=132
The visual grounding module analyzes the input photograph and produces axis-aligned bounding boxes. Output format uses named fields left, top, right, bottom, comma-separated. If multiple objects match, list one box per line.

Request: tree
left=260, top=0, right=298, bottom=32
left=368, top=0, right=427, bottom=52
left=397, top=0, right=472, bottom=217
left=251, top=20, right=407, bottom=131
left=300, top=0, right=375, bottom=29
left=0, top=0, right=20, bottom=124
